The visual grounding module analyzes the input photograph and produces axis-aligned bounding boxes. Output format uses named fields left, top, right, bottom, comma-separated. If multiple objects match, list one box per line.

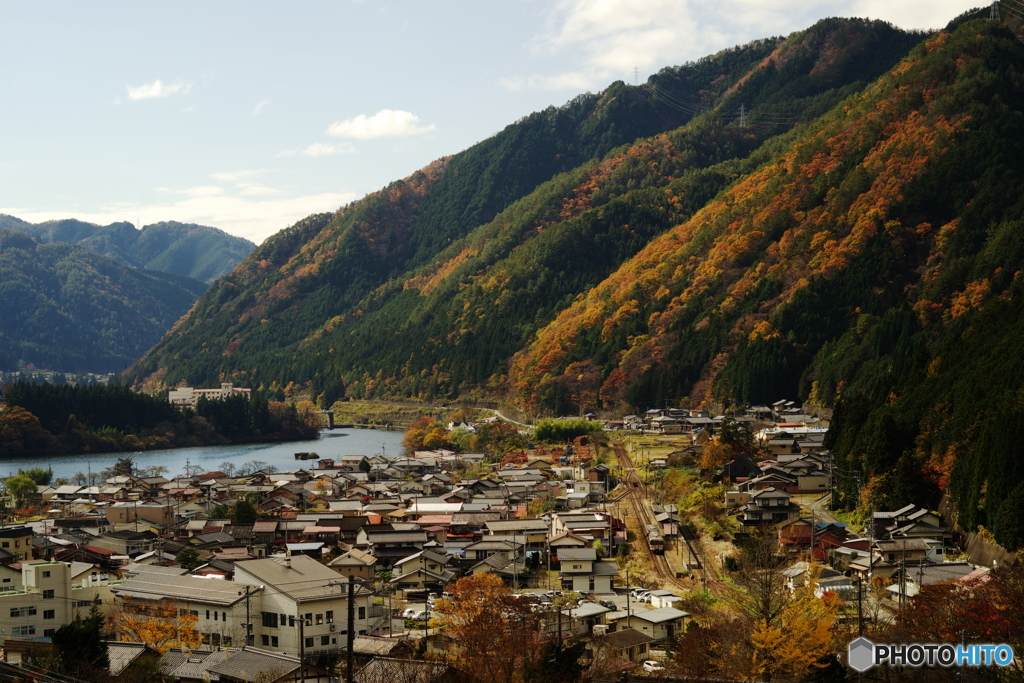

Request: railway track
left=612, top=442, right=720, bottom=591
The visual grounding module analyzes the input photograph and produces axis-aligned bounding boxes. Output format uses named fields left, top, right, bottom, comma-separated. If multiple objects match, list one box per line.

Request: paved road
left=796, top=492, right=841, bottom=525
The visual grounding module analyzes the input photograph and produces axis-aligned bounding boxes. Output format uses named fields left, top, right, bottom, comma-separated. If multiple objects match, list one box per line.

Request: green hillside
left=128, top=17, right=923, bottom=395
left=0, top=229, right=203, bottom=373
left=2, top=217, right=255, bottom=283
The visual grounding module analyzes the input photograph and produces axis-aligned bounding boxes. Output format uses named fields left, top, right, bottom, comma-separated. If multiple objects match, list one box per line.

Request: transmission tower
left=633, top=66, right=639, bottom=85
left=991, top=1, right=1001, bottom=21
left=739, top=104, right=747, bottom=128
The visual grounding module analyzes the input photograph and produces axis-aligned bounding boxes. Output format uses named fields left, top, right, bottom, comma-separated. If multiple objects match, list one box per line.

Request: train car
left=646, top=523, right=665, bottom=555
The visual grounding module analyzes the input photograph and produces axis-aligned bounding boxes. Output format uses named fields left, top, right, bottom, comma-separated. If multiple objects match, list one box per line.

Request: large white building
left=0, top=561, right=118, bottom=647
left=168, top=383, right=251, bottom=408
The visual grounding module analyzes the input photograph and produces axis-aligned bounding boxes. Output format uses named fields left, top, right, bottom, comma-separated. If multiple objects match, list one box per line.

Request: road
left=796, top=492, right=841, bottom=525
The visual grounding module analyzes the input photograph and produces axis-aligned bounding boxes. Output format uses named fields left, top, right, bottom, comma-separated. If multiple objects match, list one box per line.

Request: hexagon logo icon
left=848, top=637, right=875, bottom=672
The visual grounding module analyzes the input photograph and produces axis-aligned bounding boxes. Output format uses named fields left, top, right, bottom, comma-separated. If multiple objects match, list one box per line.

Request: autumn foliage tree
left=430, top=573, right=546, bottom=683
left=108, top=598, right=202, bottom=653
left=674, top=532, right=840, bottom=681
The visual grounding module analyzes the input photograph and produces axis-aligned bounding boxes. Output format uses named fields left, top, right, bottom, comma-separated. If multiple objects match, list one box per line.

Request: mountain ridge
left=0, top=215, right=255, bottom=284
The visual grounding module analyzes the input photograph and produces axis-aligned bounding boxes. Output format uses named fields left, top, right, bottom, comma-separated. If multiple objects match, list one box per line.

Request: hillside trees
left=127, top=18, right=924, bottom=403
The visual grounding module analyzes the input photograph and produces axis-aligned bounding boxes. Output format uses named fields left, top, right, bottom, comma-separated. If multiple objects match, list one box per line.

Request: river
left=0, top=428, right=407, bottom=481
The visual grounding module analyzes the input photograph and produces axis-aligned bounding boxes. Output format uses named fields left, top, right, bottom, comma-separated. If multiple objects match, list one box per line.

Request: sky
left=0, top=0, right=986, bottom=245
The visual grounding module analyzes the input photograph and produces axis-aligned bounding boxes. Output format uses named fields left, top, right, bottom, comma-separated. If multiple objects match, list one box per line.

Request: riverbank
left=0, top=428, right=407, bottom=482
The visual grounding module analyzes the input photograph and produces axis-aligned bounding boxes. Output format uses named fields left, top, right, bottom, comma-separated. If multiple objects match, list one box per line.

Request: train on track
left=646, top=523, right=665, bottom=555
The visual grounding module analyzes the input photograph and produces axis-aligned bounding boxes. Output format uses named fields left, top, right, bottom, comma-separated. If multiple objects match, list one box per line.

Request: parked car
left=599, top=599, right=617, bottom=610
left=401, top=608, right=419, bottom=618
left=410, top=610, right=432, bottom=621
left=642, top=660, right=665, bottom=673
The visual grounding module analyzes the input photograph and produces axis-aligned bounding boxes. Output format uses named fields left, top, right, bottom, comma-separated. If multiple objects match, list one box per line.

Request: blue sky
left=0, top=0, right=984, bottom=244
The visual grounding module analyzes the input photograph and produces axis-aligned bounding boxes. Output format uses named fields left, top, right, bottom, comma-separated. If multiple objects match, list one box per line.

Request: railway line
left=611, top=442, right=720, bottom=591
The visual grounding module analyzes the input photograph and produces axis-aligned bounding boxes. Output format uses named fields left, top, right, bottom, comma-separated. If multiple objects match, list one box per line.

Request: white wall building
left=168, top=383, right=251, bottom=407
left=0, top=561, right=118, bottom=647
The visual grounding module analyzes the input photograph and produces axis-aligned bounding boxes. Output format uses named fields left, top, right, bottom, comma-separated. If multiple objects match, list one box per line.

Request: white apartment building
left=168, top=383, right=251, bottom=408
left=0, top=561, right=118, bottom=647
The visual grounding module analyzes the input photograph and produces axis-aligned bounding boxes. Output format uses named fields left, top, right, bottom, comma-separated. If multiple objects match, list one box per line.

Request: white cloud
left=3, top=191, right=358, bottom=245
left=211, top=170, right=269, bottom=184
left=848, top=0, right=974, bottom=30
left=253, top=99, right=271, bottom=115
left=500, top=72, right=595, bottom=92
left=125, top=78, right=194, bottom=101
left=327, top=109, right=435, bottom=139
left=302, top=142, right=356, bottom=157
left=179, top=186, right=224, bottom=198
left=511, top=0, right=977, bottom=92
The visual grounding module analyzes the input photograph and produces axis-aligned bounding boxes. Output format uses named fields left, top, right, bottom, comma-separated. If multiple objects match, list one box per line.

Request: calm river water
left=0, top=428, right=407, bottom=481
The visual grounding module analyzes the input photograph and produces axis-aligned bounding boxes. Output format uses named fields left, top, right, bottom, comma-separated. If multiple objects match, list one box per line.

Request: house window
left=262, top=612, right=278, bottom=628
left=305, top=613, right=312, bottom=626
left=321, top=635, right=330, bottom=646
left=10, top=607, right=36, bottom=617
left=2, top=578, right=8, bottom=583
left=1, top=542, right=7, bottom=548
left=44, top=610, right=55, bottom=619
left=44, top=629, right=55, bottom=637
left=12, top=626, right=35, bottom=636
left=280, top=613, right=286, bottom=625
left=305, top=638, right=314, bottom=648
left=214, top=611, right=218, bottom=621
left=43, top=590, right=55, bottom=599
left=262, top=635, right=270, bottom=646
left=572, top=564, right=582, bottom=569
left=289, top=616, right=295, bottom=627
left=326, top=611, right=333, bottom=624
left=222, top=612, right=226, bottom=622
left=206, top=610, right=210, bottom=620
left=358, top=607, right=365, bottom=620
left=42, top=571, right=51, bottom=578
left=271, top=636, right=279, bottom=648
left=316, top=613, right=323, bottom=625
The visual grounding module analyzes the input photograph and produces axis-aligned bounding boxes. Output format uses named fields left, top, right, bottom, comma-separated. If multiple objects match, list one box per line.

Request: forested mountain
left=0, top=215, right=255, bottom=283
left=128, top=12, right=1024, bottom=547
left=128, top=17, right=923, bottom=391
left=0, top=229, right=205, bottom=373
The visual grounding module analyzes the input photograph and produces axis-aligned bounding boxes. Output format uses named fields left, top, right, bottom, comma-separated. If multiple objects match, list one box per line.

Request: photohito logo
left=848, top=637, right=1015, bottom=672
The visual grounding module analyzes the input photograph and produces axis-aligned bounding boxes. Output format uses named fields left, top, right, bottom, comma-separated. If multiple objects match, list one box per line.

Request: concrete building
left=0, top=561, right=118, bottom=647
left=234, top=555, right=379, bottom=659
left=112, top=564, right=257, bottom=648
left=168, top=383, right=251, bottom=407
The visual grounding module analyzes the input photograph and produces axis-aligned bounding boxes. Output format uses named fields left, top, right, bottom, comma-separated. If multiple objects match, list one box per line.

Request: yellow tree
left=430, top=573, right=543, bottom=683
left=748, top=591, right=839, bottom=681
left=108, top=598, right=202, bottom=653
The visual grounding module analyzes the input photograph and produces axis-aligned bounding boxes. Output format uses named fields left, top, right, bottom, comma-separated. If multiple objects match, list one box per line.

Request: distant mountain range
left=0, top=229, right=208, bottom=373
left=0, top=215, right=255, bottom=284
left=127, top=9, right=1024, bottom=548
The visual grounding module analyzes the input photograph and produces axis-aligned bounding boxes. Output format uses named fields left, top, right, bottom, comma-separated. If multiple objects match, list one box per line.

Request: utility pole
left=243, top=585, right=253, bottom=645
left=329, top=576, right=364, bottom=683
left=856, top=577, right=864, bottom=636
left=347, top=577, right=356, bottom=683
